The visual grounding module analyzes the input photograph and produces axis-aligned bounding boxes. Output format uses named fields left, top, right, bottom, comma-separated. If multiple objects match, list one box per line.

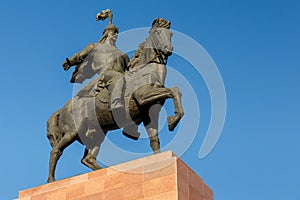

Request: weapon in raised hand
left=96, top=9, right=113, bottom=24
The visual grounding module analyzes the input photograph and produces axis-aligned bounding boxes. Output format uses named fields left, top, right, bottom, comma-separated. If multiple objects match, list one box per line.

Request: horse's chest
left=127, top=63, right=166, bottom=89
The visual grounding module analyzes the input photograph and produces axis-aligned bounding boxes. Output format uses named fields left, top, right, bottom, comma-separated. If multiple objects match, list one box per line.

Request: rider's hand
left=62, top=60, right=70, bottom=71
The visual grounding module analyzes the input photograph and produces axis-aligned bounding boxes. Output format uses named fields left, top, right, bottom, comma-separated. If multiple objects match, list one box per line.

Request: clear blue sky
left=0, top=0, right=299, bottom=199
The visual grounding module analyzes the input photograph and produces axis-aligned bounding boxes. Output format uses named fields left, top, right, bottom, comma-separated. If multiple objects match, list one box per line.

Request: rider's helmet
left=152, top=18, right=171, bottom=29
left=99, top=24, right=119, bottom=44
left=103, top=24, right=119, bottom=35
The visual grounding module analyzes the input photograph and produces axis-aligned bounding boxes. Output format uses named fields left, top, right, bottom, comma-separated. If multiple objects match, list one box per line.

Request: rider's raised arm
left=62, top=43, right=97, bottom=71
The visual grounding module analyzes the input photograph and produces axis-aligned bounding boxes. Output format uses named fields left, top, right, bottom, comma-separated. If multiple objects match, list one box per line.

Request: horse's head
left=149, top=18, right=173, bottom=57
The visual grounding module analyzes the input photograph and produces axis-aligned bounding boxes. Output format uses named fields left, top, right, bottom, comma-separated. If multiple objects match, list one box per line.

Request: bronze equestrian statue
left=46, top=10, right=184, bottom=183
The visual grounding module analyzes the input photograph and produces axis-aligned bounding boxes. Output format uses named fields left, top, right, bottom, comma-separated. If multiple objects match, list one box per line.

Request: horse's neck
left=137, top=40, right=159, bottom=65
left=75, top=76, right=100, bottom=97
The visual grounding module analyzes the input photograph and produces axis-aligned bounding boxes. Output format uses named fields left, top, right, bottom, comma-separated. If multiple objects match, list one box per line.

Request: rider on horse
left=61, top=10, right=141, bottom=140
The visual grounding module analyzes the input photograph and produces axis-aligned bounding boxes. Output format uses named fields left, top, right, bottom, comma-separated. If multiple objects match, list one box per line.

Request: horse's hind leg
left=48, top=131, right=77, bottom=183
left=135, top=87, right=173, bottom=106
left=47, top=110, right=61, bottom=148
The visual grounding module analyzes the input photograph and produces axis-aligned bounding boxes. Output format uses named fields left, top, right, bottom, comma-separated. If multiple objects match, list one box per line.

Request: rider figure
left=62, top=22, right=140, bottom=140
left=62, top=24, right=126, bottom=108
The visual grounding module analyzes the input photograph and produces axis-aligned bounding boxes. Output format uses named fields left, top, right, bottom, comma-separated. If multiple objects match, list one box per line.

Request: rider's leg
left=110, top=76, right=125, bottom=110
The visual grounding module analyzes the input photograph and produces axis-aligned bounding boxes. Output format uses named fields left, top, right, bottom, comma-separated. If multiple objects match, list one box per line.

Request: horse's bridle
left=148, top=30, right=169, bottom=65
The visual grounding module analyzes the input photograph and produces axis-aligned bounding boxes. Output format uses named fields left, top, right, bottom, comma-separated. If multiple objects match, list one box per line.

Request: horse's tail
left=47, top=109, right=62, bottom=148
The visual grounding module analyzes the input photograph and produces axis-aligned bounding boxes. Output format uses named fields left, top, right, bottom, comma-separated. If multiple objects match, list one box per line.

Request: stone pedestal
left=18, top=151, right=213, bottom=200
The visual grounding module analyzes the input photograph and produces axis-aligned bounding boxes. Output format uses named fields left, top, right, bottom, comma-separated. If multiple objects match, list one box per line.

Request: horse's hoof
left=47, top=177, right=55, bottom=183
left=168, top=115, right=181, bottom=131
left=81, top=156, right=102, bottom=171
left=154, top=150, right=161, bottom=154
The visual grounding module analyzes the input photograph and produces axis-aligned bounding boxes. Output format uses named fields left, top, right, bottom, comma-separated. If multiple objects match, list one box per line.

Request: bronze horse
left=46, top=19, right=184, bottom=182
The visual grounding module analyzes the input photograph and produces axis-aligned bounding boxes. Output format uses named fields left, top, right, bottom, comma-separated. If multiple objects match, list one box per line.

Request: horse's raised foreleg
left=135, top=87, right=173, bottom=106
left=136, top=86, right=184, bottom=131
left=47, top=131, right=77, bottom=183
left=167, top=87, right=184, bottom=131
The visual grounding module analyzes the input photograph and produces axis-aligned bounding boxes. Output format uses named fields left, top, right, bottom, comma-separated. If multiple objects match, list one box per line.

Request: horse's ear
left=152, top=18, right=159, bottom=27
